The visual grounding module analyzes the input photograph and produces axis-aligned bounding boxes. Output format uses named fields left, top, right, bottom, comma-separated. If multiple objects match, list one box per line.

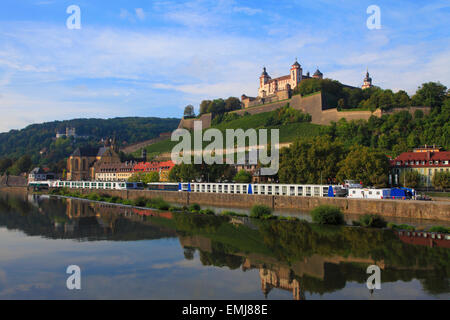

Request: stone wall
left=60, top=188, right=450, bottom=222
left=231, top=100, right=290, bottom=117
left=0, top=175, right=27, bottom=187
left=177, top=90, right=432, bottom=130
left=289, top=92, right=381, bottom=125
left=384, top=106, right=432, bottom=116
left=177, top=113, right=212, bottom=130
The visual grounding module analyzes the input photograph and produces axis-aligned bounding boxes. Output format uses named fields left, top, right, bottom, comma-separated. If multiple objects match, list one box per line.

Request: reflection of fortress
left=258, top=266, right=303, bottom=300
left=179, top=234, right=384, bottom=300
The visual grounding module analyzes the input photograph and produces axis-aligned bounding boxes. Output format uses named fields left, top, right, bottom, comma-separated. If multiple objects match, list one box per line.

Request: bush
left=234, top=170, right=252, bottom=183
left=199, top=209, right=215, bottom=215
left=387, top=222, right=415, bottom=231
left=122, top=199, right=133, bottom=206
left=310, top=205, right=344, bottom=225
left=110, top=196, right=121, bottom=203
left=189, top=203, right=201, bottom=212
left=221, top=211, right=247, bottom=217
left=250, top=205, right=273, bottom=219
left=428, top=226, right=450, bottom=234
left=86, top=193, right=100, bottom=201
left=358, top=214, right=387, bottom=228
left=145, top=197, right=170, bottom=210
left=133, top=197, right=147, bottom=207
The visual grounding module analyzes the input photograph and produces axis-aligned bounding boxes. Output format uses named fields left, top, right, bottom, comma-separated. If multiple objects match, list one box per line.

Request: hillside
left=136, top=107, right=323, bottom=159
left=0, top=117, right=180, bottom=167
left=138, top=91, right=449, bottom=161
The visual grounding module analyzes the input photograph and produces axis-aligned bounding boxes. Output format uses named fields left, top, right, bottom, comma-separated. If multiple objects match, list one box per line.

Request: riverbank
left=31, top=187, right=450, bottom=222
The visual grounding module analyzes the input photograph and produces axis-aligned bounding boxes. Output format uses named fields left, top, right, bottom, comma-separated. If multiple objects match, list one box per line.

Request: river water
left=0, top=190, right=448, bottom=300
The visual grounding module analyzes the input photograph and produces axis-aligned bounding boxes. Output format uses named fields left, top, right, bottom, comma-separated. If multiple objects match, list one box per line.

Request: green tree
left=432, top=171, right=450, bottom=191
left=224, top=97, right=242, bottom=112
left=199, top=100, right=212, bottom=115
left=0, top=158, right=13, bottom=174
left=7, top=155, right=33, bottom=175
left=278, top=137, right=346, bottom=184
left=146, top=171, right=160, bottom=183
left=336, top=146, right=390, bottom=187
left=128, top=171, right=160, bottom=183
left=183, top=105, right=195, bottom=118
left=412, top=82, right=447, bottom=108
left=337, top=98, right=345, bottom=110
left=234, top=170, right=252, bottom=183
left=399, top=170, right=420, bottom=188
left=394, top=90, right=411, bottom=107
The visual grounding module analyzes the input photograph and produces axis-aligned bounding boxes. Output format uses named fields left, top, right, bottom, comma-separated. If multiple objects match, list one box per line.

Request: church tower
left=290, top=59, right=302, bottom=87
left=362, top=69, right=373, bottom=89
left=259, top=67, right=270, bottom=97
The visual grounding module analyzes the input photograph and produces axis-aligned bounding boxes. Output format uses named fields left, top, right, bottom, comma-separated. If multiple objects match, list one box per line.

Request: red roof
left=392, top=151, right=450, bottom=168
left=269, top=75, right=291, bottom=83
left=133, top=161, right=175, bottom=172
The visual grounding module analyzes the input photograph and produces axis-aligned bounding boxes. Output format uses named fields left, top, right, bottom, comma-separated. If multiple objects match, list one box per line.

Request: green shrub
left=86, top=193, right=100, bottom=201
left=250, top=205, right=273, bottom=219
left=189, top=203, right=201, bottom=212
left=122, top=199, right=133, bottom=206
left=352, top=220, right=361, bottom=226
left=133, top=197, right=147, bottom=207
left=310, top=205, right=344, bottom=225
left=200, top=209, right=215, bottom=215
left=358, top=214, right=387, bottom=228
left=387, top=222, right=415, bottom=231
left=153, top=198, right=170, bottom=211
left=221, top=211, right=247, bottom=217
left=110, top=196, right=121, bottom=203
left=428, top=226, right=450, bottom=234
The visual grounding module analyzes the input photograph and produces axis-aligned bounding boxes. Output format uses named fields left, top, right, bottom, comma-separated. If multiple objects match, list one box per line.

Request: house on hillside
left=28, top=167, right=55, bottom=182
left=390, top=146, right=450, bottom=187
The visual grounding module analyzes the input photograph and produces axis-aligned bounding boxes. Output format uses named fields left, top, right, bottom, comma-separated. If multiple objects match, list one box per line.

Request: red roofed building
left=390, top=146, right=450, bottom=187
left=132, top=161, right=175, bottom=182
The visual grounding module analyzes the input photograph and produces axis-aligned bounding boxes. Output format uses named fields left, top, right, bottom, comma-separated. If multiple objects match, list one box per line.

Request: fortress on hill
left=178, top=59, right=430, bottom=130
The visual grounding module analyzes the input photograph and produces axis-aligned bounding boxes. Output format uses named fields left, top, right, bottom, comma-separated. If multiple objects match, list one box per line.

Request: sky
left=0, top=0, right=449, bottom=133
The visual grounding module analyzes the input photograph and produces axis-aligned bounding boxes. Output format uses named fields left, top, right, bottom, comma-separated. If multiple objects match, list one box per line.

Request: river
left=0, top=189, right=448, bottom=299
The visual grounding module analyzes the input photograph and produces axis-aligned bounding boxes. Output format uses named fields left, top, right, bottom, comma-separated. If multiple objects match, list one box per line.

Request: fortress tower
left=362, top=70, right=373, bottom=89
left=257, top=59, right=305, bottom=98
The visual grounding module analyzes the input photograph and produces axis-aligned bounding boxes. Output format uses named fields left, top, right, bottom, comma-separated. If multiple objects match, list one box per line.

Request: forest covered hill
left=0, top=117, right=179, bottom=170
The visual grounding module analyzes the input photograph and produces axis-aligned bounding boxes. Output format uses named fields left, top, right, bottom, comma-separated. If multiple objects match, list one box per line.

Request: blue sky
left=0, top=0, right=449, bottom=132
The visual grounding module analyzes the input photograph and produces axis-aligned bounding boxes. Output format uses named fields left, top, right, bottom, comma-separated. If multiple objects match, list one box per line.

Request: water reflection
left=0, top=190, right=448, bottom=299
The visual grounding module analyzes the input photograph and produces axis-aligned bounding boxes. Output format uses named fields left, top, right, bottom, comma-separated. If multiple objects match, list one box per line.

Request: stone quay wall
left=58, top=188, right=450, bottom=222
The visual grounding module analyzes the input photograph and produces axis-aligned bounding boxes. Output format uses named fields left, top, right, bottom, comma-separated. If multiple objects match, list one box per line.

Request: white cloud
left=233, top=7, right=262, bottom=15
left=135, top=8, right=146, bottom=21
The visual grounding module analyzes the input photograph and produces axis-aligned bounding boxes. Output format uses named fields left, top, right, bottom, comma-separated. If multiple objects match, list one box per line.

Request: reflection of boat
left=395, top=230, right=450, bottom=248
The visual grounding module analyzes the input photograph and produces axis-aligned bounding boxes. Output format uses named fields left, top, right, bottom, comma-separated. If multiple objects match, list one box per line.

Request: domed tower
left=290, top=59, right=302, bottom=87
left=258, top=67, right=271, bottom=97
left=362, top=69, right=373, bottom=89
left=313, top=68, right=323, bottom=79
